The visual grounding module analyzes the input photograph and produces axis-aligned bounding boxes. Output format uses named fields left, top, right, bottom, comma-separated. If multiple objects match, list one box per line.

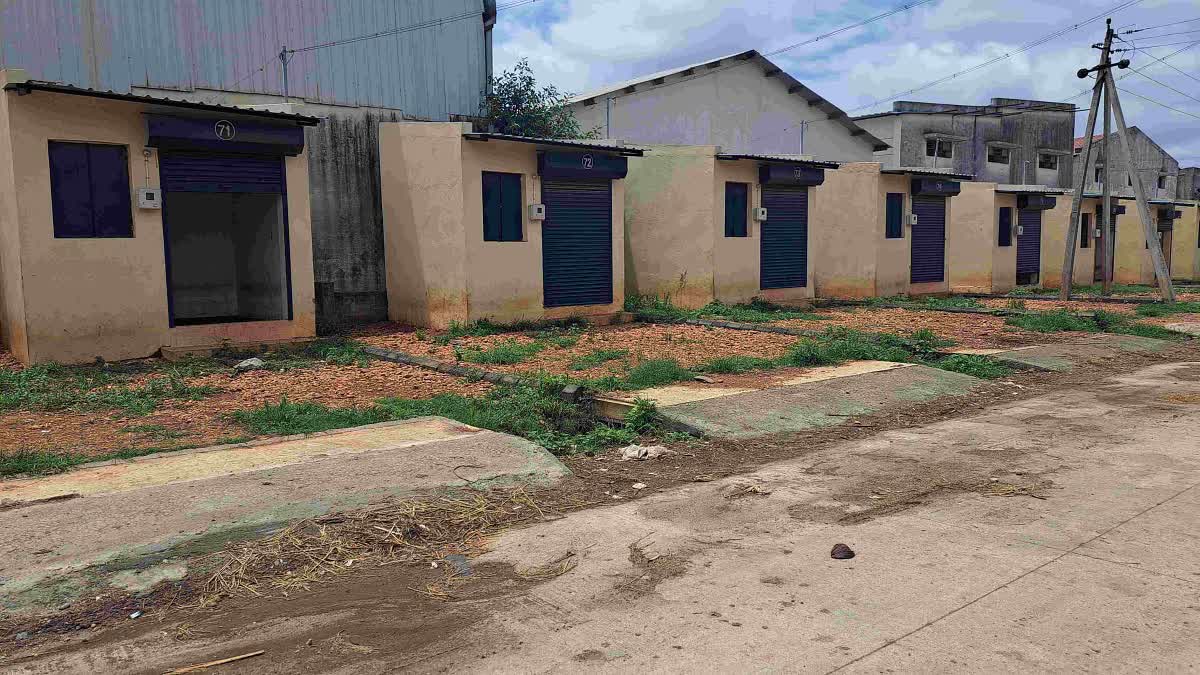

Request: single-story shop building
left=1167, top=201, right=1200, bottom=282
left=1038, top=193, right=1125, bottom=289
left=378, top=123, right=642, bottom=328
left=623, top=145, right=831, bottom=308
left=811, top=164, right=970, bottom=298
left=1110, top=199, right=1198, bottom=286
left=943, top=182, right=1020, bottom=295
left=0, top=70, right=318, bottom=365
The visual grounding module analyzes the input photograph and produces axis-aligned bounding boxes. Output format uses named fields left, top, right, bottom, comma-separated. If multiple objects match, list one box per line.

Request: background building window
left=1038, top=154, right=1059, bottom=170
left=998, top=207, right=1012, bottom=247
left=925, top=138, right=952, bottom=159
left=1081, top=213, right=1091, bottom=249
left=884, top=193, right=904, bottom=238
left=48, top=141, right=133, bottom=238
left=724, top=182, right=749, bottom=237
left=1157, top=175, right=1168, bottom=189
left=986, top=146, right=1010, bottom=164
left=1095, top=166, right=1104, bottom=184
left=482, top=171, right=523, bottom=242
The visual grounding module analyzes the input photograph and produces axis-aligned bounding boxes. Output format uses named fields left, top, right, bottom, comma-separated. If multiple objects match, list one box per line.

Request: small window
left=1080, top=213, right=1091, bottom=249
left=1157, top=175, right=1167, bottom=189
left=925, top=138, right=952, bottom=159
left=482, top=171, right=523, bottom=242
left=48, top=141, right=133, bottom=238
left=724, top=182, right=749, bottom=237
left=998, top=207, right=1012, bottom=247
left=884, top=193, right=904, bottom=239
left=1095, top=166, right=1104, bottom=184
left=1038, top=154, right=1059, bottom=170
left=1128, top=175, right=1133, bottom=187
left=986, top=146, right=1010, bottom=164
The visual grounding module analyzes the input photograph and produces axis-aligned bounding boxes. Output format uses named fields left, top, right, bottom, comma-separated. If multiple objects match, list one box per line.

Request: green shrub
left=1005, top=310, right=1098, bottom=333
left=569, top=348, right=629, bottom=370
left=621, top=359, right=695, bottom=389
left=931, top=354, right=1012, bottom=379
left=1135, top=301, right=1200, bottom=317
left=697, top=355, right=778, bottom=374
left=624, top=295, right=692, bottom=323
left=459, top=339, right=546, bottom=365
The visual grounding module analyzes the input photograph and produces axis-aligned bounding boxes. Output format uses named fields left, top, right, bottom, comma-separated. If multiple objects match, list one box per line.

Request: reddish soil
left=0, top=351, right=21, bottom=372
left=356, top=322, right=801, bottom=378
left=0, top=361, right=490, bottom=459
left=783, top=307, right=1070, bottom=349
left=978, top=298, right=1138, bottom=314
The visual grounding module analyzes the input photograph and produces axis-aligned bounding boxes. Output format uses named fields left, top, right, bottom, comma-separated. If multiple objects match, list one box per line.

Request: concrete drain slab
left=984, top=334, right=1172, bottom=372
left=640, top=363, right=979, bottom=440
left=0, top=418, right=568, bottom=610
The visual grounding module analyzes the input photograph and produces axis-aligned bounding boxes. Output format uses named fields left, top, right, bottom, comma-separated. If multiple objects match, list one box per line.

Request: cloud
left=495, top=0, right=1200, bottom=165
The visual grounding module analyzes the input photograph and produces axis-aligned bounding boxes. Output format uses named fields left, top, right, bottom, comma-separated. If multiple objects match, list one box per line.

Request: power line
left=845, top=0, right=1145, bottom=114
left=1115, top=28, right=1200, bottom=41
left=1133, top=41, right=1200, bottom=84
left=1118, top=85, right=1200, bottom=120
left=1115, top=38, right=1200, bottom=51
left=289, top=0, right=541, bottom=54
left=1128, top=64, right=1200, bottom=106
left=762, top=0, right=937, bottom=57
left=1120, top=16, right=1200, bottom=33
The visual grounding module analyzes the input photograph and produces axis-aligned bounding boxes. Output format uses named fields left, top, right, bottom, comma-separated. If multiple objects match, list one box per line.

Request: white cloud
left=495, top=0, right=1200, bottom=165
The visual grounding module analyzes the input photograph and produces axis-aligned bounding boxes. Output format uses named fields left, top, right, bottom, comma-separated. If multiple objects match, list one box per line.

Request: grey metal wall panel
left=1, top=0, right=488, bottom=119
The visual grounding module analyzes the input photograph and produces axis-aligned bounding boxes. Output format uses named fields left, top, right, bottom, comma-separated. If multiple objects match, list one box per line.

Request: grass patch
left=697, top=355, right=779, bottom=374
left=233, top=378, right=656, bottom=456
left=621, top=359, right=696, bottom=389
left=914, top=296, right=982, bottom=310
left=457, top=339, right=546, bottom=365
left=1006, top=299, right=1027, bottom=310
left=696, top=299, right=824, bottom=323
left=0, top=364, right=219, bottom=415
left=930, top=354, right=1013, bottom=379
left=1006, top=308, right=1185, bottom=340
left=569, top=348, right=629, bottom=371
left=624, top=295, right=693, bottom=323
left=1135, top=301, right=1200, bottom=318
left=433, top=317, right=588, bottom=345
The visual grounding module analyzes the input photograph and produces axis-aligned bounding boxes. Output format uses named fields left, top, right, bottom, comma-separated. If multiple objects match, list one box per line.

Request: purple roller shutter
left=1016, top=209, right=1043, bottom=278
left=910, top=195, right=946, bottom=283
left=159, top=151, right=284, bottom=193
left=760, top=184, right=808, bottom=289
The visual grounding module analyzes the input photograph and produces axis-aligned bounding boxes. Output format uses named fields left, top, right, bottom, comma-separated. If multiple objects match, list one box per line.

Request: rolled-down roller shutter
left=760, top=185, right=808, bottom=289
left=541, top=179, right=613, bottom=308
left=910, top=195, right=946, bottom=283
left=159, top=151, right=285, bottom=193
left=1016, top=209, right=1043, bottom=279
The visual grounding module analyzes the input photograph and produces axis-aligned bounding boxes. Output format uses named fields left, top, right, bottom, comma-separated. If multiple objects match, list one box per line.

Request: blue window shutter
left=885, top=193, right=904, bottom=238
left=500, top=173, right=523, bottom=242
left=482, top=172, right=502, bottom=241
left=724, top=182, right=748, bottom=237
left=998, top=207, right=1012, bottom=247
left=88, top=145, right=133, bottom=237
left=49, top=142, right=95, bottom=237
left=1080, top=213, right=1090, bottom=248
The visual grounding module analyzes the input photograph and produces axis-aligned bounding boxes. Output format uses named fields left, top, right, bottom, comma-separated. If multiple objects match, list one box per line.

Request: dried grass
left=198, top=486, right=554, bottom=604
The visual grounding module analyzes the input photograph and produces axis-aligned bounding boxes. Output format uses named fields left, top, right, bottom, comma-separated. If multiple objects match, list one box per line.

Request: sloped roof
left=462, top=132, right=645, bottom=156
left=567, top=49, right=887, bottom=151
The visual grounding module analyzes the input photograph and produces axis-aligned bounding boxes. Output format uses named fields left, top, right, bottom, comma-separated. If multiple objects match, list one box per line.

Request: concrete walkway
left=406, top=361, right=1200, bottom=672
left=0, top=418, right=568, bottom=612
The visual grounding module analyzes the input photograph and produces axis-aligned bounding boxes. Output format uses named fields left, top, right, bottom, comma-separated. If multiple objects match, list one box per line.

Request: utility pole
left=279, top=46, right=291, bottom=101
left=1102, top=76, right=1113, bottom=295
left=1060, top=19, right=1174, bottom=302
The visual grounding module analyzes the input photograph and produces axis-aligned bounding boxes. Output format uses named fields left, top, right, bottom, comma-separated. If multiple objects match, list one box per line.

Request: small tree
left=481, top=59, right=598, bottom=139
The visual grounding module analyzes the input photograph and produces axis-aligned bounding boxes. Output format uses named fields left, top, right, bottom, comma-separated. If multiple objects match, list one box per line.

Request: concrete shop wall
left=946, top=183, right=1017, bottom=295
left=1170, top=204, right=1199, bottom=282
left=1038, top=196, right=1097, bottom=290
left=571, top=62, right=875, bottom=161
left=379, top=122, right=626, bottom=328
left=0, top=84, right=314, bottom=364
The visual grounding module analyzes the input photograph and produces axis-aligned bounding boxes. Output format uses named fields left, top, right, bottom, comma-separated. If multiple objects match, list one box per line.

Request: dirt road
left=7, top=360, right=1200, bottom=673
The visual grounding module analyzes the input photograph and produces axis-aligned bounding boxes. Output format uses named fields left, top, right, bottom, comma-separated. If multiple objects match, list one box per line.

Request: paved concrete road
left=416, top=362, right=1200, bottom=672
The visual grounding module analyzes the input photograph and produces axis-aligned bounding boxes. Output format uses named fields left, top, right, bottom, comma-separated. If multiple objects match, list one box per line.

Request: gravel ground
left=356, top=322, right=802, bottom=378
left=781, top=307, right=1070, bottom=349
left=978, top=298, right=1138, bottom=314
left=0, top=351, right=22, bottom=371
left=0, top=361, right=490, bottom=458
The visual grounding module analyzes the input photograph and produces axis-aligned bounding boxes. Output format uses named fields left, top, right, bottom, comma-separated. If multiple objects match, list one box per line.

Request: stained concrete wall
left=624, top=145, right=717, bottom=308
left=0, top=79, right=315, bottom=364
left=1178, top=168, right=1200, bottom=201
left=1169, top=203, right=1199, bottom=282
left=1074, top=128, right=1179, bottom=201
left=570, top=63, right=876, bottom=162
left=0, top=72, right=28, bottom=362
left=947, top=182, right=1017, bottom=294
left=1039, top=196, right=1098, bottom=290
left=854, top=100, right=1076, bottom=187
left=379, top=122, right=626, bottom=328
left=811, top=164, right=884, bottom=298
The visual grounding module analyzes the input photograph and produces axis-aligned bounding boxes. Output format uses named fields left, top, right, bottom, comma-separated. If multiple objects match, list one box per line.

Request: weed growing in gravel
left=624, top=295, right=693, bottom=323
left=1135, top=301, right=1200, bottom=317
left=458, top=339, right=546, bottom=365
left=696, top=299, right=823, bottom=323
left=569, top=348, right=630, bottom=370
left=931, top=354, right=1013, bottom=379
left=621, top=359, right=696, bottom=389
left=233, top=378, right=653, bottom=456
left=1006, top=308, right=1185, bottom=340
left=697, top=355, right=778, bottom=374
left=1006, top=299, right=1027, bottom=310
left=913, top=296, right=982, bottom=310
left=0, top=436, right=253, bottom=478
left=433, top=317, right=588, bottom=345
left=0, top=365, right=218, bottom=415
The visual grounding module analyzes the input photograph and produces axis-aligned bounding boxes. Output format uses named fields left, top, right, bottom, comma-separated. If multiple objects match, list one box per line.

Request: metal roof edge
left=714, top=153, right=838, bottom=169
left=882, top=167, right=974, bottom=180
left=5, top=81, right=321, bottom=125
left=462, top=132, right=646, bottom=156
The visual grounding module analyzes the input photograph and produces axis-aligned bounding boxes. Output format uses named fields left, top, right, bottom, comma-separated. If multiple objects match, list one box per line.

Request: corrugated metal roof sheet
left=883, top=167, right=974, bottom=179
left=463, top=133, right=646, bottom=156
left=995, top=184, right=1069, bottom=195
left=715, top=153, right=838, bottom=169
left=6, top=80, right=321, bottom=125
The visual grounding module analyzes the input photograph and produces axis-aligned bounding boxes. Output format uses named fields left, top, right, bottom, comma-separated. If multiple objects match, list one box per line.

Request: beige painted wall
left=1170, top=203, right=1198, bottom=282
left=624, top=145, right=716, bottom=308
left=876, top=172, right=913, bottom=297
left=0, top=72, right=28, bottom=362
left=0, top=85, right=314, bottom=364
left=812, top=163, right=883, bottom=298
left=1039, top=195, right=1095, bottom=290
left=1114, top=203, right=1157, bottom=285
left=380, top=122, right=626, bottom=328
left=948, top=182, right=1002, bottom=294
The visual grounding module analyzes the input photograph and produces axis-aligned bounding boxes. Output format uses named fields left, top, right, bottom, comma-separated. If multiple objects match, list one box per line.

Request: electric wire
left=1119, top=16, right=1200, bottom=33
left=1117, top=85, right=1200, bottom=120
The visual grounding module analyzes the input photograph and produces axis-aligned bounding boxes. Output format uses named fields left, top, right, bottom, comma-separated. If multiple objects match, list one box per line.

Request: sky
left=494, top=0, right=1200, bottom=166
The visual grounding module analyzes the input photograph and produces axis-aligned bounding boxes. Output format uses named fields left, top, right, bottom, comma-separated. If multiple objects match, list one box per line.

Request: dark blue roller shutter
left=159, top=151, right=284, bottom=193
left=1016, top=209, right=1042, bottom=278
left=542, top=179, right=613, bottom=307
left=910, top=195, right=946, bottom=283
left=760, top=185, right=808, bottom=289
